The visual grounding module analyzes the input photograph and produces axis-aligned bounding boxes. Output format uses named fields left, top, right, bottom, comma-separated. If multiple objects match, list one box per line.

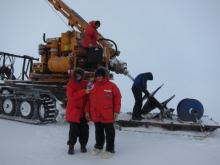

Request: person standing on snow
left=84, top=67, right=122, bottom=159
left=66, top=67, right=92, bottom=155
left=132, top=72, right=153, bottom=120
left=83, top=20, right=101, bottom=52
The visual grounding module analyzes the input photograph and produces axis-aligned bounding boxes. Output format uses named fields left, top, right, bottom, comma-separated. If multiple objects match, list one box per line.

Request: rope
left=44, top=0, right=72, bottom=30
left=196, top=118, right=213, bottom=138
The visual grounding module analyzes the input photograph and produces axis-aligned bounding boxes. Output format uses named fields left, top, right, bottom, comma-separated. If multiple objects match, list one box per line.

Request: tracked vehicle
left=0, top=0, right=128, bottom=124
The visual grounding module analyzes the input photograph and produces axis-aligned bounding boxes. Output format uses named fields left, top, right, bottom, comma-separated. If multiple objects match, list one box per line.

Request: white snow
left=0, top=119, right=220, bottom=165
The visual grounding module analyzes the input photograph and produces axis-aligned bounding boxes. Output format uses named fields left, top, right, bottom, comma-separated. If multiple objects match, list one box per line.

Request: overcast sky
left=0, top=0, right=220, bottom=122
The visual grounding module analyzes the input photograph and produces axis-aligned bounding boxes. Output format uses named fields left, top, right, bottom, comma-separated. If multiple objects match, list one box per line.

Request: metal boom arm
left=47, top=0, right=120, bottom=59
left=47, top=0, right=88, bottom=33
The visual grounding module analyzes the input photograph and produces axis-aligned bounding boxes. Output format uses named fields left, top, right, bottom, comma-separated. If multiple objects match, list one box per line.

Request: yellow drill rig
left=0, top=0, right=128, bottom=124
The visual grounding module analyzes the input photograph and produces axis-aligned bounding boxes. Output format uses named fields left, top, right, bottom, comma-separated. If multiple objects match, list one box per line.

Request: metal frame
left=0, top=52, right=39, bottom=80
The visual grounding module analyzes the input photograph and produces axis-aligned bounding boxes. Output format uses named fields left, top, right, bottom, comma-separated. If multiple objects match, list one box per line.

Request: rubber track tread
left=0, top=94, right=58, bottom=124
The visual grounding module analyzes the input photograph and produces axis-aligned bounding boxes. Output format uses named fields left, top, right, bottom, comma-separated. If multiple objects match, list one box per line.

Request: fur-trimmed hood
left=72, top=67, right=85, bottom=80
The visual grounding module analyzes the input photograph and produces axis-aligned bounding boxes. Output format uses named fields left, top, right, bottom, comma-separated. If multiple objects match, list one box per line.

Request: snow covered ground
left=1, top=118, right=220, bottom=165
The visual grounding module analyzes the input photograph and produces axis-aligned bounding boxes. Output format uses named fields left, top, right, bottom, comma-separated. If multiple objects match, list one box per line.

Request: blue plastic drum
left=177, top=99, right=204, bottom=121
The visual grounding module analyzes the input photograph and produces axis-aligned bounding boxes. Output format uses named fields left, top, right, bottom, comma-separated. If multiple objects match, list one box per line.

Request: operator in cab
left=83, top=20, right=102, bottom=69
left=83, top=20, right=101, bottom=53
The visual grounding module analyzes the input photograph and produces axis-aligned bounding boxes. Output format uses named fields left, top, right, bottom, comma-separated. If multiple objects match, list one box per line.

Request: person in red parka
left=83, top=20, right=100, bottom=50
left=66, top=67, right=92, bottom=155
left=84, top=67, right=122, bottom=159
left=83, top=20, right=101, bottom=68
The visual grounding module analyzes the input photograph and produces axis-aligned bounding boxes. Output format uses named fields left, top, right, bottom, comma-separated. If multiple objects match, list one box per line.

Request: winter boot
left=132, top=116, right=142, bottom=121
left=81, top=146, right=87, bottom=153
left=68, top=145, right=74, bottom=155
left=103, top=151, right=112, bottom=159
left=91, top=148, right=102, bottom=156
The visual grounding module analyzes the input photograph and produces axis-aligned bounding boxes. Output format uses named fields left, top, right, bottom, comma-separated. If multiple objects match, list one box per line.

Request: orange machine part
left=51, top=40, right=59, bottom=57
left=48, top=56, right=71, bottom=72
left=60, top=31, right=82, bottom=52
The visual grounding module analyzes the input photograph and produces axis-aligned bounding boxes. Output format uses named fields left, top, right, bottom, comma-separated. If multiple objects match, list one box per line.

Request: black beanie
left=95, top=68, right=105, bottom=77
left=95, top=20, right=101, bottom=27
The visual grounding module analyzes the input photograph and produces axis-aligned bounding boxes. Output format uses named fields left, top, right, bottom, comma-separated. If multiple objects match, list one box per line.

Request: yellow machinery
left=30, top=0, right=121, bottom=82
left=0, top=0, right=127, bottom=123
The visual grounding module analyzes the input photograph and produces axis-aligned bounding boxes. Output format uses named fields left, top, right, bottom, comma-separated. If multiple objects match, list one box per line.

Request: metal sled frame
left=115, top=113, right=220, bottom=133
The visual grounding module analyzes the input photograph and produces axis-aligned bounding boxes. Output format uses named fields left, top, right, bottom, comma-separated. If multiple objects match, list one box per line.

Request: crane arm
left=47, top=0, right=120, bottom=59
left=47, top=0, right=88, bottom=33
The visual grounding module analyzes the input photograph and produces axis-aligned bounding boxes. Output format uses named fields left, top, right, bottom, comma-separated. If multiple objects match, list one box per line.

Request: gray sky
left=1, top=0, right=220, bottom=122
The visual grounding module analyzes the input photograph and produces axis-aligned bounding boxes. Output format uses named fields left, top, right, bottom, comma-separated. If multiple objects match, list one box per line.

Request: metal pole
left=126, top=73, right=134, bottom=81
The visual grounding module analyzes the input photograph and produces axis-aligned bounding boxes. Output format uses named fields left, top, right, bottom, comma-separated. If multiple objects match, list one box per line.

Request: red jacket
left=84, top=76, right=122, bottom=123
left=66, top=79, right=88, bottom=123
left=83, top=21, right=99, bottom=48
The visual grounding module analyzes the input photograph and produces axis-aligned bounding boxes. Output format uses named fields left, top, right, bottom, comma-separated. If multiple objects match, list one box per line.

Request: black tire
left=2, top=98, right=16, bottom=116
left=19, top=101, right=34, bottom=119
left=0, top=88, right=13, bottom=95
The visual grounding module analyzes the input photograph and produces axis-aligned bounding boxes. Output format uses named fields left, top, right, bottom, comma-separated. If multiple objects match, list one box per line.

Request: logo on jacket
left=106, top=93, right=110, bottom=98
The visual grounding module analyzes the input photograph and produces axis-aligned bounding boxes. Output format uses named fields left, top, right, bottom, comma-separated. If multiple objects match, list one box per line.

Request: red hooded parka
left=84, top=76, right=122, bottom=123
left=83, top=21, right=99, bottom=48
left=66, top=69, right=88, bottom=123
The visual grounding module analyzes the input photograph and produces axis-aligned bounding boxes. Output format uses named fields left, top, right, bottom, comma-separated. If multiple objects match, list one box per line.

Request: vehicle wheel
left=0, top=89, right=12, bottom=95
left=19, top=101, right=34, bottom=119
left=0, top=99, right=2, bottom=114
left=2, top=98, right=16, bottom=116
left=37, top=103, right=45, bottom=122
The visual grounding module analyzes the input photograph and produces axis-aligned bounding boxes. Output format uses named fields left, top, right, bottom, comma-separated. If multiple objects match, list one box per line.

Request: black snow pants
left=94, top=122, right=115, bottom=153
left=132, top=87, right=143, bottom=118
left=67, top=117, right=89, bottom=148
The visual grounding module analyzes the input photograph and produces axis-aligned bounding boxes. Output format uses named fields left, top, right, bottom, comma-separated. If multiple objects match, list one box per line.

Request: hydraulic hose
left=97, top=38, right=118, bottom=59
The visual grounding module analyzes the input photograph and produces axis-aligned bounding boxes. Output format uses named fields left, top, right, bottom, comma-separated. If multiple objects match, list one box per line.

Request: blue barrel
left=177, top=99, right=204, bottom=121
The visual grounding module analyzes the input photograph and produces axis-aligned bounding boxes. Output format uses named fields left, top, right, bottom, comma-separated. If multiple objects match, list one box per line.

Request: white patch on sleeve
left=104, top=90, right=112, bottom=92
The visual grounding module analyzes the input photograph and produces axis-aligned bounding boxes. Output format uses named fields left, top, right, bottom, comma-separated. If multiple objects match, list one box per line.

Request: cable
left=97, top=38, right=118, bottom=58
left=44, top=0, right=72, bottom=30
